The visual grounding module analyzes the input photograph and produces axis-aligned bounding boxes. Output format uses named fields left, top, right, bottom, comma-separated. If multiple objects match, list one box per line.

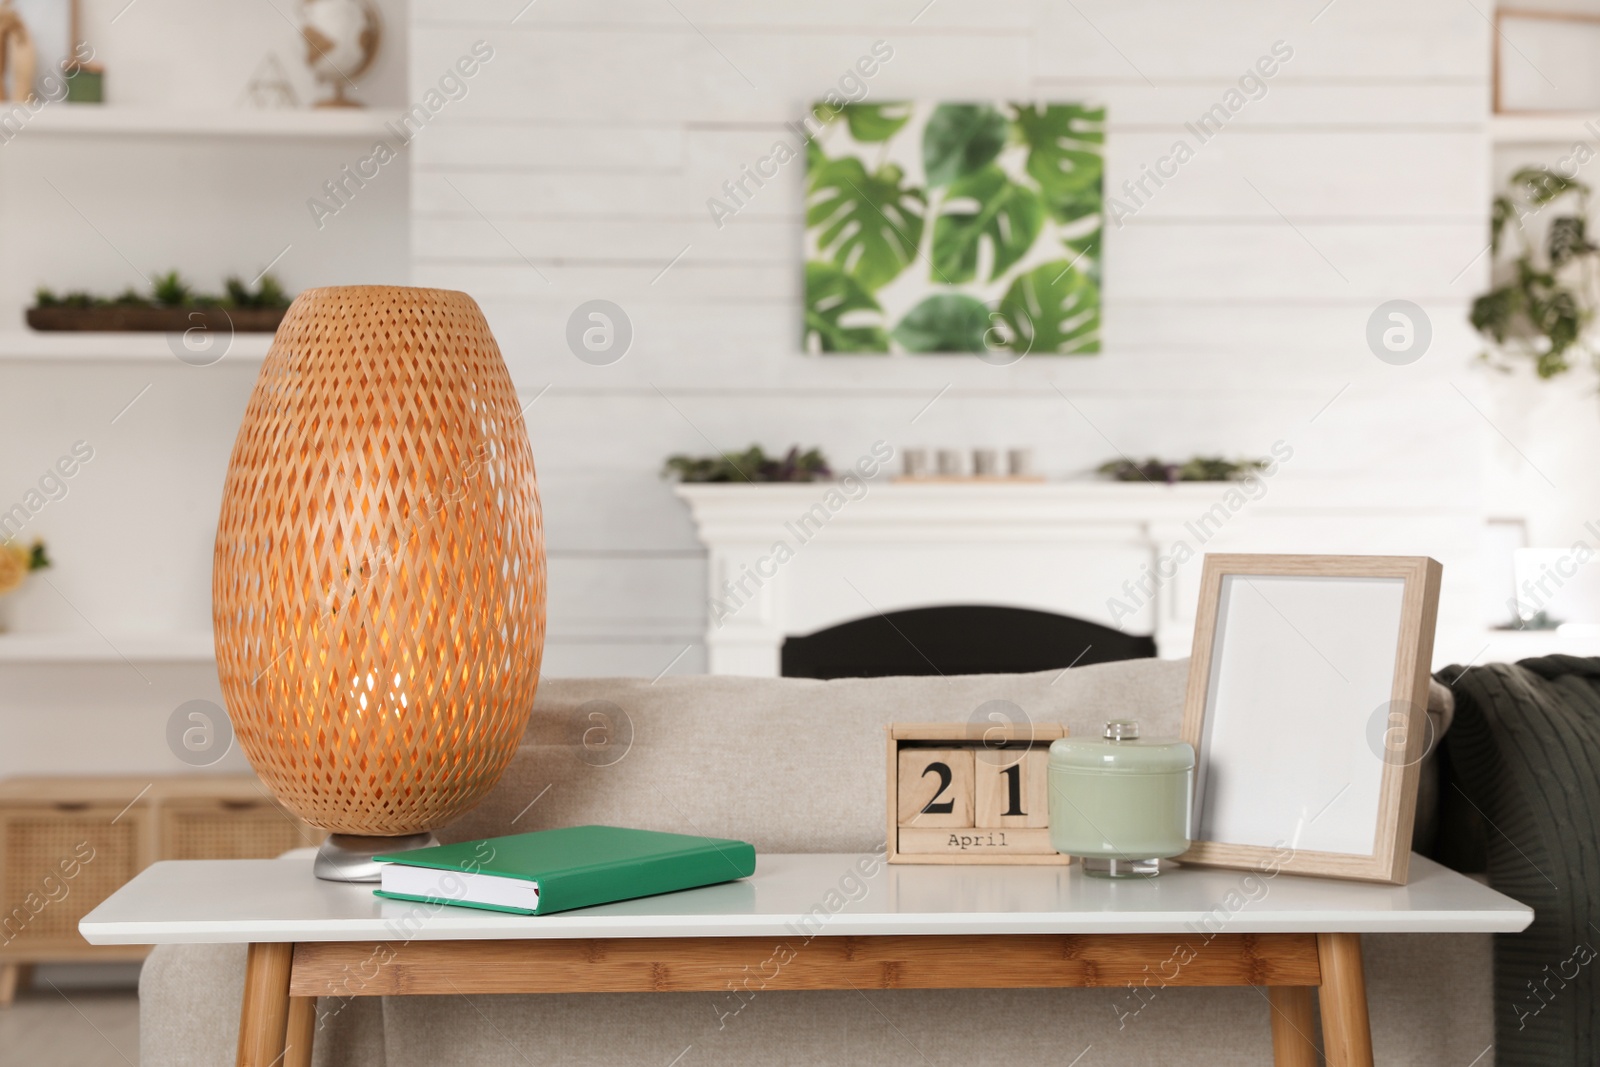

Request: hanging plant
left=1471, top=167, right=1600, bottom=379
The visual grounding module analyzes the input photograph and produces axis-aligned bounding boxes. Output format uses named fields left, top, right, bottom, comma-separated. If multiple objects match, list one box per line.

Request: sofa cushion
left=446, top=659, right=1190, bottom=852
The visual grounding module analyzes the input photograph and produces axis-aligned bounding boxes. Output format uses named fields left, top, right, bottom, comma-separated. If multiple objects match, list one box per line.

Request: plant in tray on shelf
left=150, top=270, right=193, bottom=307
left=662, top=445, right=833, bottom=483
left=1097, top=456, right=1267, bottom=484
left=29, top=272, right=294, bottom=332
left=1471, top=166, right=1600, bottom=379
left=225, top=273, right=288, bottom=308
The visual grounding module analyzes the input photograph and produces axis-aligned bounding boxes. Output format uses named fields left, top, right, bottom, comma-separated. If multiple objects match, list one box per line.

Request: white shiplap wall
left=408, top=0, right=1492, bottom=676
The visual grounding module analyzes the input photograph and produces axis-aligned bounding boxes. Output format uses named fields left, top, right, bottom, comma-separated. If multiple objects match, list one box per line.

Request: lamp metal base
left=313, top=832, right=439, bottom=883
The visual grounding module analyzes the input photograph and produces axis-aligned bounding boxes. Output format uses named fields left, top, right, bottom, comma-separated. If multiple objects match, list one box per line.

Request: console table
left=81, top=851, right=1531, bottom=1067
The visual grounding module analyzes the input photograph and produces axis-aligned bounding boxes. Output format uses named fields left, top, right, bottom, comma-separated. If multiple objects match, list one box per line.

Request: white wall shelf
left=0, top=632, right=216, bottom=664
left=14, top=106, right=405, bottom=139
left=0, top=332, right=273, bottom=362
left=1491, top=114, right=1600, bottom=144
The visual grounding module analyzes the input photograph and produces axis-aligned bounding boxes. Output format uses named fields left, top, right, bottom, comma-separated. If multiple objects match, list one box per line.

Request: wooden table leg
left=0, top=963, right=32, bottom=1006
left=284, top=995, right=316, bottom=1067
left=1317, top=932, right=1374, bottom=1067
left=1267, top=986, right=1320, bottom=1067
left=237, top=943, right=294, bottom=1067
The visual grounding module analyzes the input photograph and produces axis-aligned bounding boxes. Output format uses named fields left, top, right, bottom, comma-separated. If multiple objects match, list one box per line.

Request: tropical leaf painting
left=922, top=104, right=1009, bottom=189
left=892, top=293, right=992, bottom=353
left=931, top=165, right=1045, bottom=285
left=804, top=262, right=889, bottom=353
left=803, top=101, right=1103, bottom=356
left=1013, top=103, right=1105, bottom=225
left=997, top=260, right=1100, bottom=355
left=807, top=156, right=926, bottom=291
left=837, top=102, right=913, bottom=143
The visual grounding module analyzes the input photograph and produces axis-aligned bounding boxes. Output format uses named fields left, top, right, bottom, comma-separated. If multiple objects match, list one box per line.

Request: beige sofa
left=140, top=659, right=1493, bottom=1066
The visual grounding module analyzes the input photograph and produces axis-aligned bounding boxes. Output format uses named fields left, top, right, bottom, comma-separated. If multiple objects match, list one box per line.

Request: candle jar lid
left=1048, top=719, right=1195, bottom=774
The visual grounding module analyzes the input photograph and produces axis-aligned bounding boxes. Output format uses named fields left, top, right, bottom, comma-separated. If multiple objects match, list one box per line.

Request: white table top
left=80, top=852, right=1532, bottom=945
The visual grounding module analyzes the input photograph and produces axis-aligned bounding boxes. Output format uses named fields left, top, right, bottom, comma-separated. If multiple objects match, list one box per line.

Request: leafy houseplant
left=804, top=101, right=1103, bottom=356
left=29, top=272, right=293, bottom=333
left=1471, top=167, right=1600, bottom=379
left=662, top=446, right=832, bottom=484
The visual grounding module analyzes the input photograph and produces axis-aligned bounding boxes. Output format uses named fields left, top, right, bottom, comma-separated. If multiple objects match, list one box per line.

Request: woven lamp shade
left=213, top=286, right=544, bottom=837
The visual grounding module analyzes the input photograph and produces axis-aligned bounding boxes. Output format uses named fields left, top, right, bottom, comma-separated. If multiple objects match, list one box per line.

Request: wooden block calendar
left=886, top=723, right=1069, bottom=865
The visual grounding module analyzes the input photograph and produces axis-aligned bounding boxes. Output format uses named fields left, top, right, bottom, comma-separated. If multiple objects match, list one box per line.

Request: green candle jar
left=1047, top=720, right=1195, bottom=878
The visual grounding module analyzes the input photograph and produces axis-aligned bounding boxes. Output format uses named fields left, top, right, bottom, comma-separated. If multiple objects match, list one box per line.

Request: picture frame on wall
left=1494, top=8, right=1600, bottom=114
left=1180, top=554, right=1443, bottom=884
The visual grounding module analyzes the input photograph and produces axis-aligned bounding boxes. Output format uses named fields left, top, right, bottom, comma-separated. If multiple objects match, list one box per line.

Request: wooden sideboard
left=0, top=776, right=322, bottom=1003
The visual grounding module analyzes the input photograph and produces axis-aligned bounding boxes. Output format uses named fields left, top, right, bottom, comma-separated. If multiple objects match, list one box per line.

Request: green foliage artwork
left=804, top=101, right=1103, bottom=356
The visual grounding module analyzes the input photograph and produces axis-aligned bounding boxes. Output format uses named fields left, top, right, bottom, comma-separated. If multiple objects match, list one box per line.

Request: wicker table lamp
left=213, top=286, right=545, bottom=881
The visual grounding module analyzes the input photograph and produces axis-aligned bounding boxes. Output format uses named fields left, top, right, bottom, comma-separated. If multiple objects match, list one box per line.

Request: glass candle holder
left=1047, top=720, right=1195, bottom=878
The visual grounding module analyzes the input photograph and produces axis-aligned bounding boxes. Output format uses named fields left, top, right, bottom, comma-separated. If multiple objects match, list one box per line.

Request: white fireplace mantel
left=675, top=480, right=1480, bottom=676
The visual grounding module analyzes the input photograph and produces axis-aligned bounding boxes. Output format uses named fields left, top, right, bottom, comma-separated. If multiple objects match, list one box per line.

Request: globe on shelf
left=300, top=0, right=380, bottom=108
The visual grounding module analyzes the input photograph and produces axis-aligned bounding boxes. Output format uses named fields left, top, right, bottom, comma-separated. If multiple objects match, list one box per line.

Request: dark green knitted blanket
left=1442, top=655, right=1600, bottom=1066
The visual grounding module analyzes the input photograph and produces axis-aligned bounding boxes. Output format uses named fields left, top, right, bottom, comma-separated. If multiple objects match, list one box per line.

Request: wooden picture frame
left=1179, top=554, right=1442, bottom=884
left=886, top=723, right=1068, bottom=865
left=1493, top=8, right=1600, bottom=114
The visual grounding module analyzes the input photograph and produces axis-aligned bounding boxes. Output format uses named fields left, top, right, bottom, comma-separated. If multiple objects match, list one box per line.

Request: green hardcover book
left=372, top=824, right=756, bottom=916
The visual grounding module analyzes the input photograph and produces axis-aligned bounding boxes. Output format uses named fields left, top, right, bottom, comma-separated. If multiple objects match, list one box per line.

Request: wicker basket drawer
left=0, top=805, right=151, bottom=953
left=159, top=798, right=321, bottom=860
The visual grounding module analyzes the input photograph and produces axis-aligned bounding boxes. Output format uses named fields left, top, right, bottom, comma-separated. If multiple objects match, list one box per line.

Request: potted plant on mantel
left=1471, top=167, right=1600, bottom=379
left=1096, top=455, right=1268, bottom=484
left=661, top=445, right=833, bottom=483
left=26, top=271, right=291, bottom=332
